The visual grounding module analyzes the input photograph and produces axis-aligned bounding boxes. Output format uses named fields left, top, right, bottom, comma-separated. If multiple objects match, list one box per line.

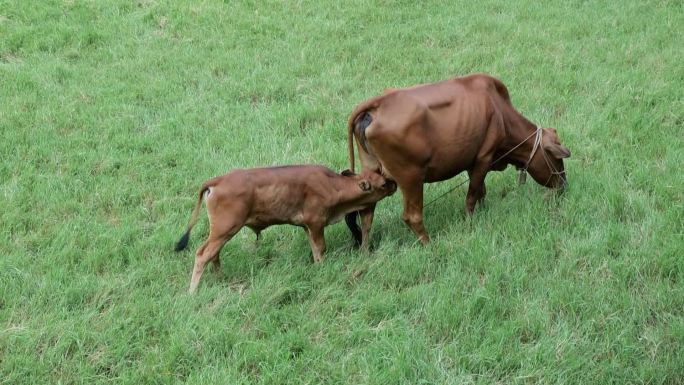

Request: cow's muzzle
left=555, top=171, right=568, bottom=191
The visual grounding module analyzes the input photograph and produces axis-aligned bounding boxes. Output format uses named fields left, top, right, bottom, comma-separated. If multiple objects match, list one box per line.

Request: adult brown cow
left=346, top=74, right=571, bottom=246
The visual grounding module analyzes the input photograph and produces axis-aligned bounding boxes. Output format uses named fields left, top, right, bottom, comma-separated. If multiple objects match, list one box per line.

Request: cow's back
left=364, top=77, right=499, bottom=182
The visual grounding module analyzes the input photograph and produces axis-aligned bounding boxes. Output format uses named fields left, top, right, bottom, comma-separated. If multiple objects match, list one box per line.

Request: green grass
left=1, top=0, right=682, bottom=383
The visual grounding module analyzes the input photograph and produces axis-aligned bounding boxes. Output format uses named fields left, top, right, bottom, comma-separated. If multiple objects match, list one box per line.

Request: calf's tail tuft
left=175, top=231, right=191, bottom=251
left=175, top=184, right=211, bottom=252
left=345, top=211, right=362, bottom=247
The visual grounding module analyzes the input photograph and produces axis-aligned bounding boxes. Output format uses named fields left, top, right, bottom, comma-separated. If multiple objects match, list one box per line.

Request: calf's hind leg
left=189, top=223, right=241, bottom=293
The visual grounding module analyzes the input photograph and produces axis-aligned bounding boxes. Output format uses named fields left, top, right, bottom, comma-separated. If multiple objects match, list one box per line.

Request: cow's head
left=526, top=128, right=571, bottom=190
left=341, top=169, right=397, bottom=197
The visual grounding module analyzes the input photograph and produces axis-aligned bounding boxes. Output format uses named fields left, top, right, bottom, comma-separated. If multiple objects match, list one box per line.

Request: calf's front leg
left=305, top=224, right=327, bottom=263
left=359, top=203, right=376, bottom=251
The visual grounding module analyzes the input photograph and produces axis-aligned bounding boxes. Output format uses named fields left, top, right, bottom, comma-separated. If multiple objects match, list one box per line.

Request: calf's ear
left=544, top=143, right=571, bottom=159
left=341, top=169, right=354, bottom=176
left=358, top=180, right=371, bottom=192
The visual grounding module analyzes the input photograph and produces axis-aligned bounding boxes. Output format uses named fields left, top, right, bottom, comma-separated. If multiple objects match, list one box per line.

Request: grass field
left=1, top=0, right=682, bottom=383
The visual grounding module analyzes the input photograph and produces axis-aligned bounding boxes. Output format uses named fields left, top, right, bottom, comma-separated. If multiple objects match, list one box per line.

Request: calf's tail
left=175, top=183, right=212, bottom=251
left=344, top=211, right=362, bottom=247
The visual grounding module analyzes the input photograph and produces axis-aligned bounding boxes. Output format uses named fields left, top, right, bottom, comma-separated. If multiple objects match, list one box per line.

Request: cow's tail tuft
left=345, top=211, right=362, bottom=247
left=175, top=182, right=212, bottom=252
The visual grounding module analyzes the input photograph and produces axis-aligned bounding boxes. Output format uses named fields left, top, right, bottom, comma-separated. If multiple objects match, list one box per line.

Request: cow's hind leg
left=395, top=174, right=429, bottom=245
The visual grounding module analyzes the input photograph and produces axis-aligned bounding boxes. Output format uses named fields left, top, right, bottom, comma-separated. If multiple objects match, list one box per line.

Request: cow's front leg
left=305, top=224, right=327, bottom=263
left=359, top=203, right=376, bottom=251
left=465, top=161, right=491, bottom=215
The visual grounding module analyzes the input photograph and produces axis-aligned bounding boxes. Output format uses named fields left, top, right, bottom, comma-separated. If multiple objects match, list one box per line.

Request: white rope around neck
left=523, top=127, right=543, bottom=171
left=489, top=126, right=542, bottom=170
left=424, top=125, right=564, bottom=208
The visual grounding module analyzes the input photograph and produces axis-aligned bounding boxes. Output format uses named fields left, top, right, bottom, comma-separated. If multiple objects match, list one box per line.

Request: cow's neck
left=500, top=116, right=539, bottom=167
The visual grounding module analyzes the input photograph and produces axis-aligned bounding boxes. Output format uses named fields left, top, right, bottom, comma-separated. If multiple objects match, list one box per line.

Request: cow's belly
left=423, top=125, right=485, bottom=182
left=424, top=164, right=467, bottom=183
left=424, top=152, right=474, bottom=182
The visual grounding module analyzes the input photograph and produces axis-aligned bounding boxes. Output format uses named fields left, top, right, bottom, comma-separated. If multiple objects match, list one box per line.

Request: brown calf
left=175, top=165, right=396, bottom=292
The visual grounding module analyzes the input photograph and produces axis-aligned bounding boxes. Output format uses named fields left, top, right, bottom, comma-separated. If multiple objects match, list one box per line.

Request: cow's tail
left=175, top=179, right=216, bottom=252
left=347, top=114, right=356, bottom=174
left=347, top=95, right=383, bottom=173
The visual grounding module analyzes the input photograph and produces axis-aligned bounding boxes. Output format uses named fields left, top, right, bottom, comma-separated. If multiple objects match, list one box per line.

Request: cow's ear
left=544, top=143, right=571, bottom=159
left=358, top=180, right=371, bottom=192
left=341, top=169, right=354, bottom=177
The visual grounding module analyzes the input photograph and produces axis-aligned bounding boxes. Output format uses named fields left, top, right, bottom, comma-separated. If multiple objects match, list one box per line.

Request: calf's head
left=342, top=169, right=397, bottom=199
left=527, top=128, right=571, bottom=190
left=341, top=169, right=396, bottom=247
